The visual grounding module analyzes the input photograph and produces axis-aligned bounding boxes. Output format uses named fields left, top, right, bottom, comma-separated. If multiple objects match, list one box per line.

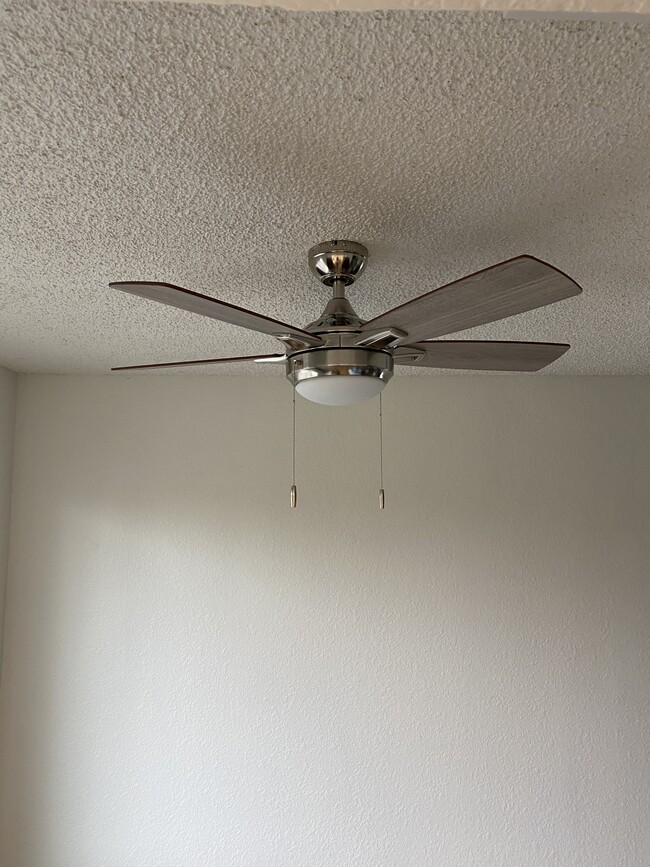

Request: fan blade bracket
left=355, top=327, right=408, bottom=350
left=272, top=332, right=322, bottom=351
left=392, top=347, right=426, bottom=363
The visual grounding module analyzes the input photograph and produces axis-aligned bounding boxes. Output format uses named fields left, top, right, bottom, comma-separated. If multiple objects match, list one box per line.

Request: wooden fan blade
left=110, top=281, right=320, bottom=344
left=112, top=353, right=284, bottom=371
left=394, top=341, right=570, bottom=371
left=361, top=256, right=582, bottom=344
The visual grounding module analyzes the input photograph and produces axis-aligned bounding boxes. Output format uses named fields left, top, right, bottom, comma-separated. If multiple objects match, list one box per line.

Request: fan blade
left=361, top=256, right=582, bottom=343
left=112, top=353, right=284, bottom=371
left=110, top=281, right=320, bottom=345
left=394, top=340, right=569, bottom=371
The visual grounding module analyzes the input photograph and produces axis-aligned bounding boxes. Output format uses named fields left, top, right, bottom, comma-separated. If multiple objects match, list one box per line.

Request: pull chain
left=378, top=392, right=385, bottom=509
left=290, top=367, right=297, bottom=508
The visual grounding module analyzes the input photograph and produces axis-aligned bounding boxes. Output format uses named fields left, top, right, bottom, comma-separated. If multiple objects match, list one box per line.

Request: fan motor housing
left=286, top=346, right=393, bottom=386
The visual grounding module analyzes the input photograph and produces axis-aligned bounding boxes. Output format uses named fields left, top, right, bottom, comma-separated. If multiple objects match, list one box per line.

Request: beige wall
left=0, top=369, right=17, bottom=670
left=0, top=374, right=648, bottom=865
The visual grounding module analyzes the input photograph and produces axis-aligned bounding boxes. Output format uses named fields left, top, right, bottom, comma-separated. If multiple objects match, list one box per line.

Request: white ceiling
left=1, top=0, right=649, bottom=374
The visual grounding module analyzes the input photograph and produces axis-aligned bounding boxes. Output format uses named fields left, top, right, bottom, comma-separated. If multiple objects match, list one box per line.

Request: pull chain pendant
left=378, top=392, right=385, bottom=509
left=290, top=368, right=297, bottom=508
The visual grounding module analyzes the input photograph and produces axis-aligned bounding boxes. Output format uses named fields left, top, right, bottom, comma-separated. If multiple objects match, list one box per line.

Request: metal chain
left=290, top=366, right=297, bottom=508
left=378, top=392, right=385, bottom=509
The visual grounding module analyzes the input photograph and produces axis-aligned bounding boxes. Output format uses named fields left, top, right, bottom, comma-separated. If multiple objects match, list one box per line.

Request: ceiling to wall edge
left=105, top=0, right=650, bottom=19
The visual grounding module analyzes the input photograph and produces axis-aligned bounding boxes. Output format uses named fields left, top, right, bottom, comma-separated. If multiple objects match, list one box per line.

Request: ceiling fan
left=110, top=241, right=582, bottom=406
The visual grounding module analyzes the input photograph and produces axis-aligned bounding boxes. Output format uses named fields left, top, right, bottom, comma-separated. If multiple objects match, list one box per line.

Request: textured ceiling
left=1, top=0, right=649, bottom=374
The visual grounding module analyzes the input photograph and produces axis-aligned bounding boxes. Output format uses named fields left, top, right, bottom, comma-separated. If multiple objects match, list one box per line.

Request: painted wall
left=0, top=375, right=648, bottom=866
left=0, top=368, right=17, bottom=668
left=118, top=0, right=650, bottom=19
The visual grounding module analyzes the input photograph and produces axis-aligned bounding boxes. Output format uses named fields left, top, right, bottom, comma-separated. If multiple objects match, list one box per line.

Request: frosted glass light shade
left=295, top=375, right=385, bottom=406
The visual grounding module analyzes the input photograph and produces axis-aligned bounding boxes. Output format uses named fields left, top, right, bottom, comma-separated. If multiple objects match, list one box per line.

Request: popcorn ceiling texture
left=1, top=0, right=649, bottom=374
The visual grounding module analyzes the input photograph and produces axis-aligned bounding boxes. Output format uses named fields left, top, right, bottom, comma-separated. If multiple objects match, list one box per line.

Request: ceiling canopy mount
left=307, top=239, right=368, bottom=287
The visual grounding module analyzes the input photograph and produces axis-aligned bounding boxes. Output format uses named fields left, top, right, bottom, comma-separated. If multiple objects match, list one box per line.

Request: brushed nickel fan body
left=282, top=242, right=394, bottom=394
left=109, top=240, right=582, bottom=402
